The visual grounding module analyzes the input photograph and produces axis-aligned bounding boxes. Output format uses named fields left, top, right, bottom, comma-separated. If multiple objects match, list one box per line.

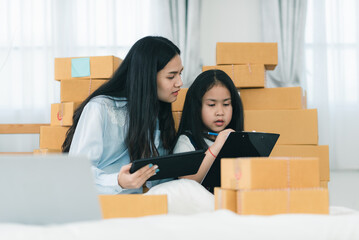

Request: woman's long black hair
left=174, top=69, right=244, bottom=150
left=62, top=36, right=180, bottom=161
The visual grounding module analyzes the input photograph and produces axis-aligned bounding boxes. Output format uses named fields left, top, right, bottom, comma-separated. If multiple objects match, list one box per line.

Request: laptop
left=0, top=155, right=102, bottom=225
left=130, top=149, right=206, bottom=180
left=202, top=131, right=280, bottom=192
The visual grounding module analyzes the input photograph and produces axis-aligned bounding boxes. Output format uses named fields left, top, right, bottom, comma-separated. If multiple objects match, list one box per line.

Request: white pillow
left=145, top=179, right=214, bottom=215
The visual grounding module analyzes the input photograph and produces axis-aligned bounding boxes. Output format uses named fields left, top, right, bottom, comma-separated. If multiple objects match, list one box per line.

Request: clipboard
left=129, top=149, right=206, bottom=181
left=202, top=131, right=280, bottom=192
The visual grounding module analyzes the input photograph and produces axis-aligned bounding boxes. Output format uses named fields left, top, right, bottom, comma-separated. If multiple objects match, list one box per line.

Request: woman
left=62, top=36, right=184, bottom=194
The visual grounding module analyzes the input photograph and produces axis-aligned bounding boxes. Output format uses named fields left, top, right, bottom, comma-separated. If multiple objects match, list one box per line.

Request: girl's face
left=201, top=84, right=233, bottom=133
left=157, top=55, right=184, bottom=103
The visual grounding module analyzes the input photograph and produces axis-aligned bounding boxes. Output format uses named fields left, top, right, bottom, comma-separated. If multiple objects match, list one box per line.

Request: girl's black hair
left=62, top=36, right=180, bottom=161
left=174, top=69, right=244, bottom=150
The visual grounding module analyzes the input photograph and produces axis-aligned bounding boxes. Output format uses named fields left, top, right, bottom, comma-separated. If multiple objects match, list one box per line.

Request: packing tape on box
left=286, top=159, right=291, bottom=212
left=216, top=188, right=223, bottom=208
left=88, top=77, right=93, bottom=96
left=247, top=63, right=252, bottom=73
left=57, top=103, right=64, bottom=126
left=231, top=65, right=235, bottom=83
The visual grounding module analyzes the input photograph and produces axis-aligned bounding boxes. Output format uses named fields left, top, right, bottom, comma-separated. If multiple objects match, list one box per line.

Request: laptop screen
left=0, top=155, right=102, bottom=224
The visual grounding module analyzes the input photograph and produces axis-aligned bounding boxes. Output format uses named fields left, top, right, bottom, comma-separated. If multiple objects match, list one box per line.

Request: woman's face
left=157, top=54, right=184, bottom=103
left=201, top=84, right=233, bottom=133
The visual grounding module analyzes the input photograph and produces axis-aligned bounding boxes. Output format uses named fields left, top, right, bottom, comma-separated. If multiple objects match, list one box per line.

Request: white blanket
left=0, top=207, right=358, bottom=240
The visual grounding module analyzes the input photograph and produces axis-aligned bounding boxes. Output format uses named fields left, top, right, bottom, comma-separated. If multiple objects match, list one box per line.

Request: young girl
left=172, top=69, right=244, bottom=191
left=62, top=36, right=184, bottom=194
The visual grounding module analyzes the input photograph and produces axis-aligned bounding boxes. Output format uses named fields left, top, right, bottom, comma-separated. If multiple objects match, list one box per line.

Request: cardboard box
left=172, top=88, right=188, bottom=111
left=214, top=188, right=237, bottom=212
left=202, top=64, right=265, bottom=88
left=221, top=157, right=320, bottom=190
left=244, top=109, right=318, bottom=145
left=99, top=194, right=167, bottom=218
left=270, top=145, right=330, bottom=181
left=172, top=111, right=182, bottom=131
left=60, top=79, right=108, bottom=102
left=33, top=148, right=62, bottom=154
left=39, top=126, right=69, bottom=150
left=55, top=56, right=121, bottom=80
left=216, top=43, right=278, bottom=70
left=51, top=102, right=81, bottom=126
left=237, top=188, right=329, bottom=215
left=240, top=87, right=307, bottom=110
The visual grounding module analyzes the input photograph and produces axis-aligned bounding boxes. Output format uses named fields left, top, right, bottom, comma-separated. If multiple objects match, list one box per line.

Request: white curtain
left=149, top=0, right=202, bottom=87
left=169, top=0, right=202, bottom=88
left=305, top=0, right=359, bottom=169
left=261, top=0, right=308, bottom=87
left=0, top=0, right=201, bottom=152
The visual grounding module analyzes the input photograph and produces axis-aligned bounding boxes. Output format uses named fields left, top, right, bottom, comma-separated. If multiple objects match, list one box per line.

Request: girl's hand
left=209, top=129, right=235, bottom=157
left=117, top=163, right=158, bottom=189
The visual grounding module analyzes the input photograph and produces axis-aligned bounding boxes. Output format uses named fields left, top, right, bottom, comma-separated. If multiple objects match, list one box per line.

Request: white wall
left=200, top=0, right=263, bottom=66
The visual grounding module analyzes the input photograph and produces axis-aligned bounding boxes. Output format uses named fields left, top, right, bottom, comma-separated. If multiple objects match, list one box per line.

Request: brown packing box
left=51, top=102, right=81, bottom=126
left=172, top=111, right=182, bottom=131
left=172, top=88, right=188, bottom=111
left=271, top=145, right=330, bottom=181
left=214, top=188, right=237, bottom=213
left=39, top=126, right=69, bottom=150
left=99, top=194, right=167, bottom=218
left=221, top=157, right=320, bottom=190
left=33, top=148, right=62, bottom=154
left=237, top=188, right=329, bottom=215
left=216, top=43, right=278, bottom=70
left=202, top=64, right=265, bottom=88
left=61, top=79, right=108, bottom=102
left=244, top=109, right=318, bottom=145
left=240, top=87, right=307, bottom=110
left=55, top=56, right=121, bottom=80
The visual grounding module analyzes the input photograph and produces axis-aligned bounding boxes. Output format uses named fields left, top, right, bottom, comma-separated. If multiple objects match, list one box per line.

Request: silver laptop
left=0, top=154, right=102, bottom=225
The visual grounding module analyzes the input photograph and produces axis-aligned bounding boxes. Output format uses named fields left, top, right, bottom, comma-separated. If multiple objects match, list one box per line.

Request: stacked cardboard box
left=34, top=56, right=121, bottom=153
left=199, top=43, right=330, bottom=213
left=203, top=42, right=278, bottom=88
left=240, top=87, right=329, bottom=183
left=201, top=42, right=329, bottom=184
left=215, top=157, right=329, bottom=215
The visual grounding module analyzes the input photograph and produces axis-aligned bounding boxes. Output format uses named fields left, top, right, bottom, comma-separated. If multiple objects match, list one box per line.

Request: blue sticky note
left=71, top=58, right=91, bottom=77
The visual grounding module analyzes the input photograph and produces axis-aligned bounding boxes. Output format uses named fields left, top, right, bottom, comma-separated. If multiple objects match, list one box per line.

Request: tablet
left=202, top=131, right=280, bottom=192
left=129, top=149, right=206, bottom=181
left=217, top=131, right=280, bottom=158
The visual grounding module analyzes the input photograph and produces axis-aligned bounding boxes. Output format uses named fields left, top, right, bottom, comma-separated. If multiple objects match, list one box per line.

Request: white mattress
left=0, top=207, right=358, bottom=240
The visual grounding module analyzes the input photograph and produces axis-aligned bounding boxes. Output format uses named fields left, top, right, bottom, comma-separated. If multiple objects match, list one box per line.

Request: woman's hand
left=117, top=163, right=158, bottom=189
left=209, top=129, right=235, bottom=157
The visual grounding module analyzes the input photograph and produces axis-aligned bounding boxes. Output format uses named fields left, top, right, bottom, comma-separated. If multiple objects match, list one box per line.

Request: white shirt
left=173, top=135, right=214, bottom=154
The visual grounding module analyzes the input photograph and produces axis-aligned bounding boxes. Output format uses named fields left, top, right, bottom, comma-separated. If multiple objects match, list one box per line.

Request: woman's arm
left=69, top=101, right=126, bottom=194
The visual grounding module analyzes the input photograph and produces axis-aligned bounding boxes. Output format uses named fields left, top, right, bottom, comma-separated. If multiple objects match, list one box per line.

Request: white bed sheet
left=0, top=207, right=358, bottom=240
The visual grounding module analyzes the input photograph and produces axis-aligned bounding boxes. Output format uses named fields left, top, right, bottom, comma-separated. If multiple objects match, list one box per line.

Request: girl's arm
left=174, top=129, right=234, bottom=183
